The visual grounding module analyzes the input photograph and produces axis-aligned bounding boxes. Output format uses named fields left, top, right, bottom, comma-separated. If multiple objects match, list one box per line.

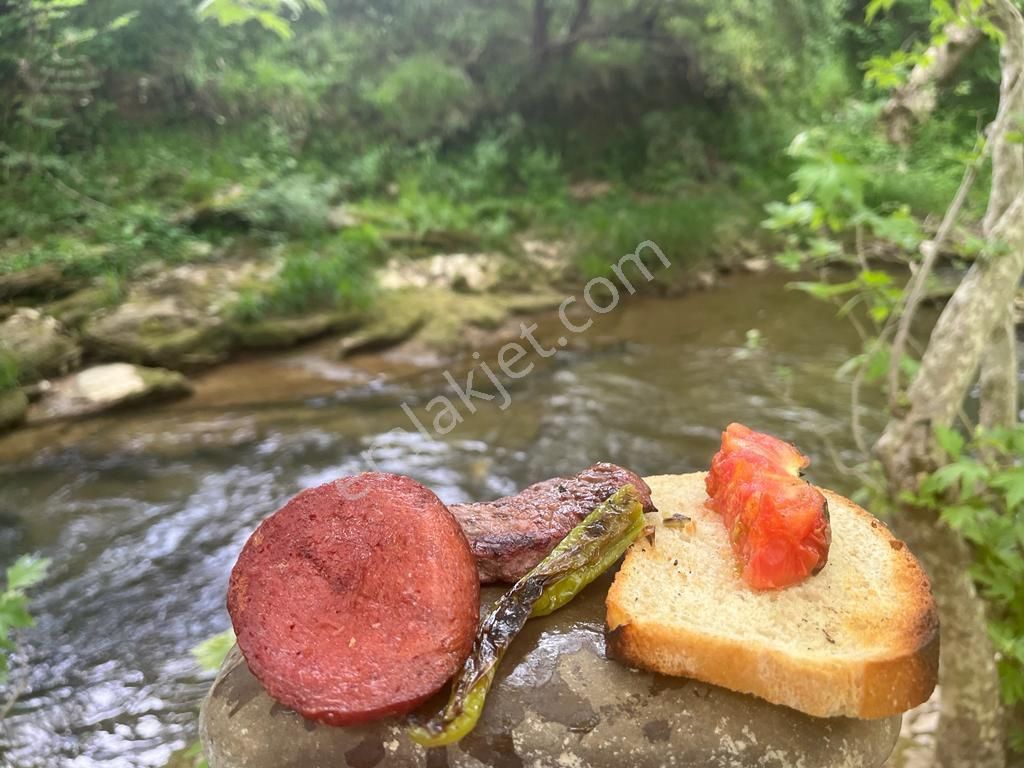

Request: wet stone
left=201, top=577, right=900, bottom=768
left=30, top=363, right=192, bottom=422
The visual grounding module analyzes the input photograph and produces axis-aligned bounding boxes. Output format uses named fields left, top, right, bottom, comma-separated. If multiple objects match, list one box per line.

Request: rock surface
left=31, top=363, right=192, bottom=421
left=0, top=308, right=81, bottom=382
left=0, top=264, right=72, bottom=301
left=0, top=389, right=28, bottom=432
left=201, top=576, right=900, bottom=768
left=378, top=253, right=502, bottom=293
left=43, top=284, right=119, bottom=329
left=335, top=293, right=426, bottom=358
left=82, top=263, right=270, bottom=368
left=235, top=310, right=363, bottom=350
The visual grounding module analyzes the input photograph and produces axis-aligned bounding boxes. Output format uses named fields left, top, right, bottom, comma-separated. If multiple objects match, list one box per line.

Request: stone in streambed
left=335, top=295, right=426, bottom=358
left=43, top=284, right=121, bottom=330
left=234, top=310, right=364, bottom=350
left=31, top=363, right=192, bottom=421
left=0, top=308, right=81, bottom=382
left=200, top=577, right=900, bottom=768
left=81, top=263, right=270, bottom=369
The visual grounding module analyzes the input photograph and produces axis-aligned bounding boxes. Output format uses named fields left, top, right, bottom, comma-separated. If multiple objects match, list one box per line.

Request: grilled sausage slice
left=227, top=472, right=479, bottom=725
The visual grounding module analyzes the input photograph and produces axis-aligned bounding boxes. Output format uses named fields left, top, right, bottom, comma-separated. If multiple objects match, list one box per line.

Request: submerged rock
left=32, top=363, right=192, bottom=421
left=0, top=389, right=28, bottom=432
left=0, top=309, right=81, bottom=382
left=201, top=577, right=900, bottom=768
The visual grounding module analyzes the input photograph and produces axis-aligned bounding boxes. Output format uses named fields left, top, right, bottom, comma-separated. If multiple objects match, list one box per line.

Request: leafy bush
left=232, top=229, right=379, bottom=320
left=367, top=54, right=476, bottom=143
left=0, top=555, right=50, bottom=685
left=566, top=187, right=759, bottom=279
left=908, top=426, right=1024, bottom=751
left=239, top=174, right=337, bottom=237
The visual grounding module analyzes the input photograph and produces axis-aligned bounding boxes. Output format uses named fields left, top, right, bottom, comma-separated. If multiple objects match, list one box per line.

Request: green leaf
left=0, top=595, right=34, bottom=630
left=940, top=504, right=979, bottom=532
left=992, top=468, right=1024, bottom=511
left=6, top=556, right=50, bottom=592
left=934, top=425, right=965, bottom=461
left=772, top=250, right=804, bottom=272
left=863, top=343, right=890, bottom=383
left=105, top=12, right=138, bottom=32
left=865, top=0, right=897, bottom=23
left=192, top=629, right=236, bottom=672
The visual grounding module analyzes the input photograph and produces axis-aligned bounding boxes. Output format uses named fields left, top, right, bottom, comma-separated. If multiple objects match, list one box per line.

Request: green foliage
left=566, top=187, right=757, bottom=279
left=239, top=174, right=337, bottom=237
left=0, top=555, right=50, bottom=685
left=0, top=350, right=21, bottom=394
left=197, top=0, right=326, bottom=39
left=232, top=230, right=379, bottom=320
left=367, top=55, right=476, bottom=143
left=907, top=426, right=1024, bottom=749
left=192, top=628, right=236, bottom=672
left=763, top=125, right=927, bottom=270
left=176, top=629, right=237, bottom=768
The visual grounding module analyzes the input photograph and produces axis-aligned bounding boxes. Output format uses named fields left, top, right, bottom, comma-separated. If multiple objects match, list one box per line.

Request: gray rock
left=31, top=363, right=192, bottom=421
left=0, top=389, right=28, bottom=432
left=201, top=579, right=899, bottom=768
left=0, top=308, right=81, bottom=382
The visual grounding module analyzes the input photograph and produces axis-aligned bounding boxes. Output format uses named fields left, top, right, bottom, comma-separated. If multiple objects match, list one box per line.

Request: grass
left=0, top=349, right=20, bottom=393
left=560, top=185, right=766, bottom=279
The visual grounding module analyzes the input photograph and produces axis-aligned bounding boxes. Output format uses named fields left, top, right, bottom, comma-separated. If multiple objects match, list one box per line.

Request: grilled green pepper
left=408, top=485, right=646, bottom=747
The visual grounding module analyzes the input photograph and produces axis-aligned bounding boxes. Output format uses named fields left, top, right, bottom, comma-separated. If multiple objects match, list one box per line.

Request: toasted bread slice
left=606, top=473, right=938, bottom=718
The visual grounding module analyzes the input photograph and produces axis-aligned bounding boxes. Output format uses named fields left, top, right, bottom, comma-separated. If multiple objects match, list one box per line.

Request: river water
left=0, top=271, right=959, bottom=767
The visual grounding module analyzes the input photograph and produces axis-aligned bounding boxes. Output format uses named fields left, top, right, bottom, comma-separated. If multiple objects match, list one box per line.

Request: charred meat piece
left=450, top=463, right=657, bottom=583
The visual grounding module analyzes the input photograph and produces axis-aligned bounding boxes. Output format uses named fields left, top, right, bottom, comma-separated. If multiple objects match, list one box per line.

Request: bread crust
left=605, top=473, right=939, bottom=719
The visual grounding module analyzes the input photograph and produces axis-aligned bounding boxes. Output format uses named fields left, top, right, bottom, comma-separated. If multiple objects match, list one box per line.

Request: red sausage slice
left=227, top=472, right=480, bottom=725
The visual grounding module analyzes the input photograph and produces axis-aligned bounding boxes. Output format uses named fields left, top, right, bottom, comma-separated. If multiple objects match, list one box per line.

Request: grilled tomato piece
left=706, top=423, right=830, bottom=590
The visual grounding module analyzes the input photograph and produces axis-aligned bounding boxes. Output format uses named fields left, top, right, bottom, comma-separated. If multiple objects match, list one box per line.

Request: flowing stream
left=0, top=271, right=988, bottom=767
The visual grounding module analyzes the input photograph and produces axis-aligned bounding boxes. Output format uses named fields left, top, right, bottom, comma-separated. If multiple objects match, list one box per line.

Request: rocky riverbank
left=1, top=238, right=708, bottom=436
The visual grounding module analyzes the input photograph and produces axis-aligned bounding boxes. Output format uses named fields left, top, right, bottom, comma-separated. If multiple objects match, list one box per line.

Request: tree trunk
left=891, top=506, right=1006, bottom=768
left=875, top=198, right=1024, bottom=485
left=979, top=311, right=1019, bottom=431
left=875, top=3, right=1024, bottom=766
left=882, top=21, right=984, bottom=145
